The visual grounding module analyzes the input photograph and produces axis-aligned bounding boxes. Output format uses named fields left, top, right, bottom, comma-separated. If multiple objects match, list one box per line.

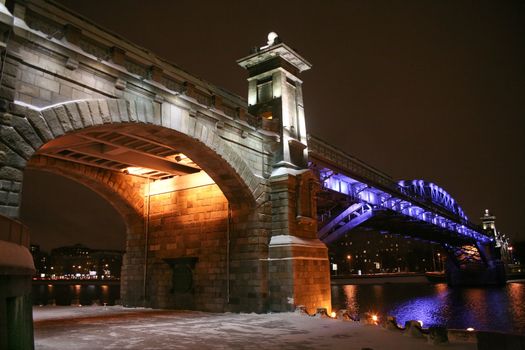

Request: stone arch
left=0, top=98, right=260, bottom=217
left=1, top=98, right=271, bottom=312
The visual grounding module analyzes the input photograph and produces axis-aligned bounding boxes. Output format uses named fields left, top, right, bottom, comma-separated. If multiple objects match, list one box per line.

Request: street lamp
left=347, top=254, right=352, bottom=274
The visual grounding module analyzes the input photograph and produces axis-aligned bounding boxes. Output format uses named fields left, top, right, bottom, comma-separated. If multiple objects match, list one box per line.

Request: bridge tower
left=238, top=33, right=331, bottom=313
left=237, top=32, right=311, bottom=171
left=481, top=209, right=511, bottom=263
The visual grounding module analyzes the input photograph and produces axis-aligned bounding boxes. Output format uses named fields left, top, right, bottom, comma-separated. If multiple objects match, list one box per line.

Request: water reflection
left=33, top=283, right=119, bottom=306
left=332, top=282, right=525, bottom=334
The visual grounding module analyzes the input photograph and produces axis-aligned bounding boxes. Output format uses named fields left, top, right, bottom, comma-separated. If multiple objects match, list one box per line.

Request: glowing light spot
left=466, top=327, right=475, bottom=332
left=371, top=314, right=378, bottom=322
left=417, top=320, right=423, bottom=327
left=123, top=167, right=156, bottom=176
left=330, top=311, right=336, bottom=318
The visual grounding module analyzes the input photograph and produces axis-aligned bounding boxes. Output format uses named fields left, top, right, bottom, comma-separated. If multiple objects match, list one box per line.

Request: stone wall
left=142, top=175, right=273, bottom=313
left=145, top=182, right=229, bottom=311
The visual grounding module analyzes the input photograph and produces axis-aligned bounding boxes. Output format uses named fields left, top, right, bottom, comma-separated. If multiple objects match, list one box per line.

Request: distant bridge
left=309, top=135, right=490, bottom=245
left=308, top=136, right=503, bottom=280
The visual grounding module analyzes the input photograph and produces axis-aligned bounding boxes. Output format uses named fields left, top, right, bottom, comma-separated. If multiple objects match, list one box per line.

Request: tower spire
left=237, top=33, right=312, bottom=172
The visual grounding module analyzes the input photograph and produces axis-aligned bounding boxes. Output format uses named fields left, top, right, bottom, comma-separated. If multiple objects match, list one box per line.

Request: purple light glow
left=320, top=168, right=491, bottom=243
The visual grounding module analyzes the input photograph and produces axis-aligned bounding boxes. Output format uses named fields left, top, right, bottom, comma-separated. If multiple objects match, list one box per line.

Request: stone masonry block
left=0, top=142, right=27, bottom=168
left=69, top=102, right=92, bottom=127
left=77, top=101, right=95, bottom=126
left=59, top=84, right=73, bottom=98
left=97, top=99, right=112, bottom=123
left=0, top=205, right=19, bottom=218
left=8, top=192, right=19, bottom=205
left=41, top=108, right=65, bottom=137
left=53, top=105, right=75, bottom=132
left=0, top=86, right=15, bottom=101
left=144, top=100, right=154, bottom=124
left=3, top=61, right=19, bottom=78
left=87, top=100, right=103, bottom=125
left=25, top=109, right=53, bottom=142
left=127, top=99, right=138, bottom=122
left=35, top=76, right=60, bottom=94
left=0, top=125, right=34, bottom=159
left=107, top=99, right=120, bottom=123
left=0, top=190, right=7, bottom=204
left=117, top=99, right=129, bottom=122
left=0, top=166, right=23, bottom=181
left=133, top=100, right=146, bottom=123
left=0, top=112, right=11, bottom=126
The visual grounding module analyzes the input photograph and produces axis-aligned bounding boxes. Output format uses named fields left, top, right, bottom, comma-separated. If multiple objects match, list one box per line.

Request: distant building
left=91, top=250, right=122, bottom=278
left=329, top=230, right=444, bottom=275
left=29, top=244, right=49, bottom=277
left=38, top=243, right=124, bottom=280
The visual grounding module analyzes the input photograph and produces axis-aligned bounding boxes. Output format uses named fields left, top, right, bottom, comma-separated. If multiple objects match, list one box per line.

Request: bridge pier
left=268, top=171, right=331, bottom=313
left=445, top=245, right=507, bottom=286
left=445, top=259, right=507, bottom=286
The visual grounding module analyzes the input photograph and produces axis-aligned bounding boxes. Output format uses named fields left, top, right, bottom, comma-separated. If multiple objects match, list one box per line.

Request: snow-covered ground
left=34, top=306, right=476, bottom=350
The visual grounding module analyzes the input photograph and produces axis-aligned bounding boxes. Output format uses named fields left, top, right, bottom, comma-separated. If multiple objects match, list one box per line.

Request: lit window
left=261, top=111, right=273, bottom=120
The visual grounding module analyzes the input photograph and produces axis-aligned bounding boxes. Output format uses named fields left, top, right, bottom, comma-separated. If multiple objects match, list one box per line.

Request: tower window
left=261, top=111, right=273, bottom=120
left=257, top=80, right=272, bottom=103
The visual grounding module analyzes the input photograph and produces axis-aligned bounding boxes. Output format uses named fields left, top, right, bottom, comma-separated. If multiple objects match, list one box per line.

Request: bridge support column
left=268, top=171, right=331, bottom=314
left=445, top=245, right=507, bottom=286
left=0, top=215, right=34, bottom=350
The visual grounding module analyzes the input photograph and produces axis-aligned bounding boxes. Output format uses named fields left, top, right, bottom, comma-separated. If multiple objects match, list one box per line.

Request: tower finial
left=267, top=32, right=279, bottom=46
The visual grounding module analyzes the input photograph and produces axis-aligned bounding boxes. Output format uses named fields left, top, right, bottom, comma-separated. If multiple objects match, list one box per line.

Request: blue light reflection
left=332, top=282, right=525, bottom=333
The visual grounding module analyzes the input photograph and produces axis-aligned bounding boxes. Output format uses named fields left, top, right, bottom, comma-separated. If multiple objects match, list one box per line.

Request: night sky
left=21, top=0, right=525, bottom=251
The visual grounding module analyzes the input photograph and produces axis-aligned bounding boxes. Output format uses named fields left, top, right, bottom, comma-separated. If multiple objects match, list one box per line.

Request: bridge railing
left=307, top=135, right=396, bottom=191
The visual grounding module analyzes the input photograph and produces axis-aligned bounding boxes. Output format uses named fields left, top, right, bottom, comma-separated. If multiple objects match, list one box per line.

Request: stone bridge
left=0, top=2, right=330, bottom=346
left=0, top=1, right=503, bottom=349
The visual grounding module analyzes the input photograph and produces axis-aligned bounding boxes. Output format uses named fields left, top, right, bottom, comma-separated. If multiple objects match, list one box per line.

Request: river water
left=331, top=281, right=525, bottom=334
left=33, top=281, right=525, bottom=334
left=32, top=283, right=120, bottom=306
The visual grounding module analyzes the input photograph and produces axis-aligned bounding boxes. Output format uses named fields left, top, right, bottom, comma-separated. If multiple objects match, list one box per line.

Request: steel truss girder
left=316, top=167, right=491, bottom=245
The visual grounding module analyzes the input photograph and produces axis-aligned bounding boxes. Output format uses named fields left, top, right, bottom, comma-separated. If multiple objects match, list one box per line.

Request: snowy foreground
left=34, top=306, right=476, bottom=350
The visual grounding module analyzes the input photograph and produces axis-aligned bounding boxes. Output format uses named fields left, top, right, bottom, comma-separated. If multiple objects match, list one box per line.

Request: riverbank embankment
left=331, top=272, right=430, bottom=285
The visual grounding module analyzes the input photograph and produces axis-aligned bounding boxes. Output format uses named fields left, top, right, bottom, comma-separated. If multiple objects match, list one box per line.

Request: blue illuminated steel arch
left=398, top=180, right=467, bottom=221
left=318, top=169, right=491, bottom=244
